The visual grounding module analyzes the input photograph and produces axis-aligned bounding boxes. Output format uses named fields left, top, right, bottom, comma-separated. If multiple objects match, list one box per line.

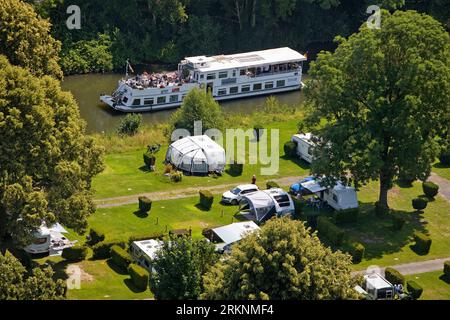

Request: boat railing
left=250, top=67, right=301, bottom=78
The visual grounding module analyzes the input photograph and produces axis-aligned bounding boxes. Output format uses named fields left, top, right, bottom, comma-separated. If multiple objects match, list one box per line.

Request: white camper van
left=24, top=223, right=77, bottom=256
left=130, top=239, right=163, bottom=273
left=291, top=133, right=316, bottom=163
left=360, top=273, right=395, bottom=300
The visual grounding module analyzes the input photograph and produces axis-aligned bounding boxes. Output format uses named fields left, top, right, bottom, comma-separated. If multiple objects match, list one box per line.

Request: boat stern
left=100, top=94, right=116, bottom=108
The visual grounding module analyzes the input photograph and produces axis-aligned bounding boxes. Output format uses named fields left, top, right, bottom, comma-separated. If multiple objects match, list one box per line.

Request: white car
left=221, top=184, right=259, bottom=205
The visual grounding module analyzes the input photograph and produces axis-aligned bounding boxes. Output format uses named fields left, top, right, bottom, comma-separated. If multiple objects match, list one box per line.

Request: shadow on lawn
left=433, top=162, right=450, bottom=169
left=280, top=155, right=311, bottom=172
left=107, top=259, right=128, bottom=276
left=133, top=210, right=149, bottom=218
left=123, top=279, right=147, bottom=293
left=439, top=274, right=450, bottom=285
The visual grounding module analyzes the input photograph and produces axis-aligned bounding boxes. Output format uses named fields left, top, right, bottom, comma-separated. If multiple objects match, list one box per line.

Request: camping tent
left=165, top=135, right=226, bottom=174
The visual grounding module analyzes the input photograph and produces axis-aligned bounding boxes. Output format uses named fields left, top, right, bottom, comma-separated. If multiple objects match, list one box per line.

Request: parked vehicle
left=24, top=223, right=77, bottom=256
left=291, top=133, right=317, bottom=163
left=130, top=239, right=163, bottom=273
left=356, top=273, right=395, bottom=300
left=222, top=184, right=259, bottom=205
left=289, top=176, right=315, bottom=195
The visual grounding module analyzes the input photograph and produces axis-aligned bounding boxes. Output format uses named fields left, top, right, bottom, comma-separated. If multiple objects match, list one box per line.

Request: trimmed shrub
left=351, top=242, right=365, bottom=264
left=266, top=181, right=280, bottom=189
left=413, top=231, right=432, bottom=254
left=143, top=152, right=156, bottom=169
left=111, top=245, right=132, bottom=271
left=199, top=190, right=214, bottom=210
left=253, top=124, right=264, bottom=142
left=392, top=215, right=406, bottom=231
left=439, top=151, right=450, bottom=166
left=384, top=267, right=405, bottom=286
left=89, top=228, right=105, bottom=246
left=61, top=245, right=88, bottom=262
left=138, top=196, right=152, bottom=213
left=412, top=197, right=428, bottom=211
left=128, top=263, right=149, bottom=290
left=292, top=198, right=303, bottom=218
left=170, top=171, right=183, bottom=182
left=317, top=216, right=345, bottom=246
left=407, top=280, right=423, bottom=300
left=444, top=260, right=450, bottom=278
left=335, top=208, right=359, bottom=224
left=117, top=113, right=142, bottom=136
left=92, top=241, right=126, bottom=260
left=422, top=181, right=439, bottom=199
left=228, top=162, right=243, bottom=176
left=284, top=141, right=297, bottom=158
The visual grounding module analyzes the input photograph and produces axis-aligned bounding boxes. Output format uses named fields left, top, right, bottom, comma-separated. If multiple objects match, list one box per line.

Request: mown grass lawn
left=406, top=271, right=450, bottom=300
left=432, top=161, right=450, bottom=180
left=91, top=119, right=309, bottom=199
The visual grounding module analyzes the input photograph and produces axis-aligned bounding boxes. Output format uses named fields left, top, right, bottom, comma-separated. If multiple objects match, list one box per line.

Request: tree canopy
left=0, top=0, right=62, bottom=78
left=303, top=10, right=450, bottom=209
left=201, top=217, right=358, bottom=300
left=0, top=55, right=104, bottom=245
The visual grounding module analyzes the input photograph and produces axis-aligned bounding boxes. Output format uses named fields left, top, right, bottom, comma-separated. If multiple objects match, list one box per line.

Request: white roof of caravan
left=212, top=221, right=260, bottom=245
left=186, top=47, right=306, bottom=72
left=133, top=239, right=163, bottom=260
left=364, top=273, right=393, bottom=289
left=292, top=133, right=315, bottom=145
left=300, top=178, right=356, bottom=193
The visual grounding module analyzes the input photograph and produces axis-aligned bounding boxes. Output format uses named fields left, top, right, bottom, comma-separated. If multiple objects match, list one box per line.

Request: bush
left=228, top=162, right=243, bottom=176
left=392, top=215, right=406, bottom=231
left=92, top=241, right=126, bottom=260
left=406, top=280, right=423, bottom=300
left=374, top=201, right=388, bottom=217
left=111, top=245, right=133, bottom=271
left=199, top=190, right=214, bottom=210
left=306, top=214, right=318, bottom=229
left=413, top=231, right=432, bottom=254
left=88, top=228, right=105, bottom=246
left=317, top=216, right=345, bottom=246
left=170, top=171, right=183, bottom=182
left=61, top=245, right=88, bottom=262
left=412, top=197, right=428, bottom=211
left=439, top=151, right=450, bottom=166
left=384, top=267, right=405, bottom=286
left=138, top=196, right=152, bottom=213
left=334, top=208, right=359, bottom=224
left=143, top=152, right=156, bottom=169
left=128, top=263, right=149, bottom=290
left=253, top=124, right=264, bottom=142
left=117, top=113, right=142, bottom=136
left=266, top=181, right=280, bottom=189
left=292, top=198, right=303, bottom=218
left=351, top=242, right=365, bottom=264
left=422, top=181, right=439, bottom=199
left=284, top=141, right=297, bottom=158
left=164, top=164, right=173, bottom=174
left=444, top=261, right=450, bottom=278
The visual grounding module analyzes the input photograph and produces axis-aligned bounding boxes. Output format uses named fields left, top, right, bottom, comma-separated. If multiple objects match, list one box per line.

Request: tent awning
left=300, top=179, right=327, bottom=193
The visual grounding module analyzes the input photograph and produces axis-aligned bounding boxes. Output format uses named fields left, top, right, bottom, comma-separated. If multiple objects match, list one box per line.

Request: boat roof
left=186, top=47, right=306, bottom=72
left=212, top=221, right=260, bottom=245
left=132, top=239, right=163, bottom=260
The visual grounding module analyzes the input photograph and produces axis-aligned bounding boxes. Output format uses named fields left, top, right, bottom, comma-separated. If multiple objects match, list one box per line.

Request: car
left=221, top=184, right=259, bottom=205
left=289, top=176, right=315, bottom=195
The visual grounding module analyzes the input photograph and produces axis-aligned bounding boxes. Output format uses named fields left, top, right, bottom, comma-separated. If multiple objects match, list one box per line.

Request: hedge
left=317, top=216, right=345, bottom=246
left=128, top=263, right=149, bottom=290
left=111, top=245, right=133, bottom=271
left=422, top=181, right=439, bottom=199
left=334, top=208, right=359, bottom=224
left=89, top=228, right=105, bottom=246
left=92, top=241, right=126, bottom=260
left=138, top=196, right=152, bottom=213
left=292, top=198, right=303, bottom=218
left=228, top=162, right=243, bottom=176
left=444, top=260, right=450, bottom=278
left=384, top=267, right=405, bottom=286
left=61, top=245, right=88, bottom=262
left=439, top=151, right=450, bottom=166
left=413, top=231, right=432, bottom=254
left=199, top=190, right=214, bottom=210
left=284, top=141, right=297, bottom=158
left=412, top=197, right=428, bottom=211
left=392, top=215, right=406, bottom=231
left=407, top=280, right=423, bottom=300
left=143, top=152, right=156, bottom=169
left=266, top=181, right=280, bottom=189
left=351, top=242, right=365, bottom=264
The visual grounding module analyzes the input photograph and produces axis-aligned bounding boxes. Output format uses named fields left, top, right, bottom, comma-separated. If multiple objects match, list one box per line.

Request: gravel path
left=428, top=172, right=450, bottom=202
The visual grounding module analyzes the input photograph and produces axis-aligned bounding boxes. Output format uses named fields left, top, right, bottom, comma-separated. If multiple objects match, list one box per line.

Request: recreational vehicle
left=24, top=223, right=77, bottom=256
left=291, top=133, right=316, bottom=163
left=360, top=273, right=395, bottom=300
left=130, top=239, right=163, bottom=273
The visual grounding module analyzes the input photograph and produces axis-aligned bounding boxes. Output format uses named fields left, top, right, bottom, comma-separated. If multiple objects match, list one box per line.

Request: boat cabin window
left=265, top=82, right=273, bottom=89
left=276, top=80, right=285, bottom=87
left=144, top=98, right=154, bottom=105
left=332, top=193, right=338, bottom=203
left=218, top=88, right=227, bottom=96
left=232, top=70, right=236, bottom=77
left=132, top=98, right=141, bottom=106
left=206, top=73, right=215, bottom=80
left=240, top=69, right=246, bottom=76
left=169, top=95, right=178, bottom=102
left=157, top=96, right=166, bottom=104
left=34, top=237, right=47, bottom=244
left=307, top=146, right=313, bottom=156
left=253, top=83, right=262, bottom=91
left=218, top=71, right=228, bottom=79
left=230, top=86, right=238, bottom=94
left=200, top=74, right=204, bottom=79
left=241, top=85, right=250, bottom=92
left=181, top=94, right=186, bottom=100
left=122, top=96, right=128, bottom=103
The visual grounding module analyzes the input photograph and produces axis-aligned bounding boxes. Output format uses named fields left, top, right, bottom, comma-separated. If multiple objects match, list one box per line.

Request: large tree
left=0, top=55, right=104, bottom=245
left=0, top=0, right=62, bottom=78
left=201, top=217, right=358, bottom=300
left=149, top=235, right=217, bottom=300
left=303, top=10, right=450, bottom=210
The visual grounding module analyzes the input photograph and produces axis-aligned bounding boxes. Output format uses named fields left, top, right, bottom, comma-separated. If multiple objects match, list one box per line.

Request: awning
left=300, top=179, right=327, bottom=193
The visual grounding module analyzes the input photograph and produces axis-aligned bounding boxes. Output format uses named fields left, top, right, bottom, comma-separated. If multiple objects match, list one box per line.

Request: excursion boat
left=100, top=47, right=307, bottom=112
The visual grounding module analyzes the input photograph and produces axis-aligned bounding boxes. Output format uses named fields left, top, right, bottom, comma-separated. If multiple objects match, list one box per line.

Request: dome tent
left=165, top=135, right=226, bottom=174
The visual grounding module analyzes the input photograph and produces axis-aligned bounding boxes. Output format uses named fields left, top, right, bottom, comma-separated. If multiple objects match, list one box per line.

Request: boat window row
left=129, top=94, right=187, bottom=107
left=217, top=80, right=285, bottom=96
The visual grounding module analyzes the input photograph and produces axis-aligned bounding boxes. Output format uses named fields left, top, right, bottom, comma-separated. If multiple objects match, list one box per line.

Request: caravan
left=24, top=223, right=77, bottom=256
left=291, top=133, right=316, bottom=163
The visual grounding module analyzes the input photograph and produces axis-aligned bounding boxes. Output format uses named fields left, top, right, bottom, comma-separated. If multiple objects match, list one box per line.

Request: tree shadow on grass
left=46, top=259, right=71, bottom=281
left=133, top=210, right=149, bottom=218
left=194, top=203, right=211, bottom=212
left=433, top=162, right=450, bottom=169
left=106, top=259, right=128, bottom=275
left=123, top=279, right=147, bottom=293
left=439, top=274, right=450, bottom=285
left=279, top=155, right=311, bottom=171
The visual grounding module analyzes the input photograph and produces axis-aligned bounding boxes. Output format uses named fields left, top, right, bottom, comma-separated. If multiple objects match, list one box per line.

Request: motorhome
left=24, top=223, right=77, bottom=256
left=130, top=239, right=163, bottom=273
left=358, top=273, right=395, bottom=300
left=291, top=133, right=316, bottom=163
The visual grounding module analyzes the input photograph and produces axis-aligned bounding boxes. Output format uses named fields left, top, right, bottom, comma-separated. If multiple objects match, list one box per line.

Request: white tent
left=211, top=221, right=260, bottom=245
left=165, top=135, right=226, bottom=174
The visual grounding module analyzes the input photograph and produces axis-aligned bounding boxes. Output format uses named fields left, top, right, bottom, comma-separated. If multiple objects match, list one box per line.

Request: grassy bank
left=406, top=271, right=450, bottom=300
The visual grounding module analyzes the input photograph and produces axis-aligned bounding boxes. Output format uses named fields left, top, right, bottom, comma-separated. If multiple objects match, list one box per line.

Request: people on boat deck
left=123, top=70, right=189, bottom=89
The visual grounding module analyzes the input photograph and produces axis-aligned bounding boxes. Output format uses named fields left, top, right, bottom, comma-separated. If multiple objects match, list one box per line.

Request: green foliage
left=0, top=0, right=62, bottom=78
left=199, top=190, right=214, bottom=210
left=138, top=196, right=152, bottom=213
left=128, top=263, right=149, bottom=290
left=317, top=216, right=345, bottom=246
left=89, top=228, right=105, bottom=246
left=292, top=198, right=303, bottom=218
left=169, top=88, right=224, bottom=136
left=117, top=114, right=142, bottom=136
left=150, top=235, right=217, bottom=300
left=202, top=217, right=358, bottom=300
left=392, top=215, right=406, bottom=231
left=61, top=245, right=88, bottom=262
left=439, top=150, right=450, bottom=166
left=304, top=10, right=450, bottom=209
left=0, top=56, right=104, bottom=245
left=422, top=181, right=439, bottom=199
left=92, top=241, right=126, bottom=260
left=0, top=252, right=66, bottom=300
left=406, top=280, right=423, bottom=300
left=334, top=208, right=359, bottom=224
left=444, top=260, right=450, bottom=278
left=253, top=124, right=264, bottom=142
left=350, top=242, right=365, bottom=264
left=384, top=267, right=405, bottom=286
left=413, top=231, right=432, bottom=254
left=284, top=141, right=297, bottom=158
left=170, top=171, right=183, bottom=182
left=412, top=197, right=428, bottom=211
left=266, top=181, right=280, bottom=189
left=228, top=162, right=244, bottom=176
left=110, top=245, right=133, bottom=271
left=143, top=152, right=156, bottom=169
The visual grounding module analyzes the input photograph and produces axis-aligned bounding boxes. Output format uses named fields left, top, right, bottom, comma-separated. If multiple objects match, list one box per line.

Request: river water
left=62, top=73, right=306, bottom=133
